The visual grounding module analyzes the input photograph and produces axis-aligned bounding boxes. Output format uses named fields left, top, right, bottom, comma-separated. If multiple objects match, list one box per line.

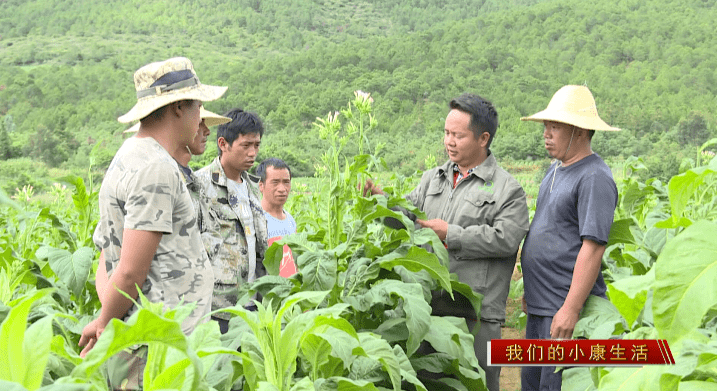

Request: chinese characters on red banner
left=489, top=340, right=674, bottom=366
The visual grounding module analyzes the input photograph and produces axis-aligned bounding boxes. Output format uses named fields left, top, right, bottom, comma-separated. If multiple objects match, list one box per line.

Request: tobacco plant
left=562, top=152, right=717, bottom=391
left=232, top=93, right=487, bottom=390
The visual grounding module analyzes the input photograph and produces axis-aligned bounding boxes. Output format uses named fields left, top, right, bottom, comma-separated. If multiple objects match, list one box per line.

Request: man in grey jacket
left=366, top=93, right=530, bottom=391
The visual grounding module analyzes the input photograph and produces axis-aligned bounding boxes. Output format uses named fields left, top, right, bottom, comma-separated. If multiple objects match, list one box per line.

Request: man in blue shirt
left=520, top=85, right=620, bottom=391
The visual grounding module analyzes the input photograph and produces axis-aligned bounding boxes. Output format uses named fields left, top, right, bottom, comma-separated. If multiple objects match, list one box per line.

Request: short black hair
left=216, top=108, right=264, bottom=157
left=449, top=93, right=499, bottom=148
left=256, top=158, right=292, bottom=183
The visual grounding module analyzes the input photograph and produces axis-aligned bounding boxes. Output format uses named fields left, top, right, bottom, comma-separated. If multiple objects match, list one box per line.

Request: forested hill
left=1, top=0, right=716, bottom=190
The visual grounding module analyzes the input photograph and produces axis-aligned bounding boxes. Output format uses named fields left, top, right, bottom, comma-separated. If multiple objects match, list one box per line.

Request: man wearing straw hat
left=520, top=85, right=619, bottom=391
left=79, top=57, right=227, bottom=389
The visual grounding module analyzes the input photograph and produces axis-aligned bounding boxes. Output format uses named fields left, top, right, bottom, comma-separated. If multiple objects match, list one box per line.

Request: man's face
left=443, top=109, right=486, bottom=169
left=260, top=166, right=292, bottom=208
left=219, top=132, right=261, bottom=174
left=543, top=120, right=576, bottom=161
left=181, top=100, right=202, bottom=146
left=188, top=119, right=211, bottom=155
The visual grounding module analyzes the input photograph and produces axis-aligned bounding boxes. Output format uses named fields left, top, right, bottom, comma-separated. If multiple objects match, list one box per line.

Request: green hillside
left=1, top=0, right=716, bottom=191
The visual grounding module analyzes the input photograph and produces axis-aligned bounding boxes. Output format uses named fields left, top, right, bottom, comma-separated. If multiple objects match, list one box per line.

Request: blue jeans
left=521, top=313, right=562, bottom=391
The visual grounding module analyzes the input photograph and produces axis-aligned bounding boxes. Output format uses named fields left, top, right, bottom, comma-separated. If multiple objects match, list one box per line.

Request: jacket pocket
left=208, top=204, right=241, bottom=245
left=457, top=191, right=496, bottom=226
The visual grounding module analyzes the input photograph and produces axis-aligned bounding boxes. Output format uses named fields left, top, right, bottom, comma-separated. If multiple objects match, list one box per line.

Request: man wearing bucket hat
left=365, top=93, right=530, bottom=391
left=79, top=57, right=227, bottom=389
left=520, top=85, right=619, bottom=391
left=94, top=108, right=232, bottom=303
left=194, top=108, right=269, bottom=334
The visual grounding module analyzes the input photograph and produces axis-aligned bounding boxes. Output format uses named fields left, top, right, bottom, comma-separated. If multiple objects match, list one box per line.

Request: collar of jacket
left=208, top=156, right=247, bottom=186
left=438, top=150, right=497, bottom=183
left=209, top=156, right=262, bottom=199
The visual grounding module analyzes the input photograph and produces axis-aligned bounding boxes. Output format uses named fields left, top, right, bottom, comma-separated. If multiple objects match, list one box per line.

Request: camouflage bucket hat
left=118, top=57, right=228, bottom=123
left=521, top=85, right=620, bottom=131
left=123, top=107, right=231, bottom=133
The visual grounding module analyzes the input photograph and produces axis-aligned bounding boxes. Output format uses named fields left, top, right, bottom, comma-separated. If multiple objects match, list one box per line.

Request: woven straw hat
left=118, top=57, right=227, bottom=123
left=521, top=85, right=620, bottom=131
left=123, top=107, right=230, bottom=133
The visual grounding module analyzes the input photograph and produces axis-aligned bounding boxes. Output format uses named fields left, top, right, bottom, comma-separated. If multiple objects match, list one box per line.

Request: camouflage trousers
left=106, top=345, right=148, bottom=390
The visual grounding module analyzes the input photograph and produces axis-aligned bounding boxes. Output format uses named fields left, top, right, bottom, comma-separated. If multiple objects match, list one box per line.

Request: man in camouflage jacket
left=194, top=108, right=269, bottom=333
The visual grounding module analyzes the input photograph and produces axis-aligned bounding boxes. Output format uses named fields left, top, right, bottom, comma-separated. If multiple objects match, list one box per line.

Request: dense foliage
left=1, top=0, right=716, bottom=189
left=2, top=91, right=716, bottom=390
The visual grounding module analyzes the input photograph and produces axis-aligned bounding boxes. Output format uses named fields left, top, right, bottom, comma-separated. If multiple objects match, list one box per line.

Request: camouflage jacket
left=194, top=157, right=268, bottom=319
left=93, top=137, right=214, bottom=334
left=178, top=164, right=209, bottom=234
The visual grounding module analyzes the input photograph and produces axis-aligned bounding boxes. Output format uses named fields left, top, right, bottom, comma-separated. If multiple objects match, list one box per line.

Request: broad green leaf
left=257, top=381, right=281, bottom=391
left=0, top=380, right=29, bottom=391
left=663, top=167, right=715, bottom=226
left=251, top=275, right=296, bottom=302
left=392, top=345, right=427, bottom=391
left=449, top=279, right=483, bottom=323
left=422, top=317, right=478, bottom=369
left=410, top=353, right=454, bottom=375
left=341, top=257, right=380, bottom=298
left=431, top=377, right=468, bottom=391
left=353, top=333, right=402, bottom=391
left=374, top=318, right=409, bottom=343
left=572, top=295, right=627, bottom=339
left=598, top=366, right=667, bottom=391
left=351, top=280, right=430, bottom=357
left=378, top=246, right=451, bottom=296
left=264, top=242, right=284, bottom=276
left=310, top=317, right=361, bottom=370
left=37, top=383, right=91, bottom=391
left=679, top=381, right=717, bottom=391
left=289, top=376, right=315, bottom=391
left=36, top=246, right=93, bottom=297
left=300, top=334, right=332, bottom=379
left=411, top=228, right=449, bottom=268
left=607, top=268, right=655, bottom=328
left=391, top=266, right=434, bottom=301
left=562, top=367, right=598, bottom=391
left=314, top=376, right=378, bottom=391
left=607, top=218, right=637, bottom=246
left=22, top=315, right=53, bottom=390
left=0, top=289, right=52, bottom=387
left=299, top=250, right=338, bottom=292
left=71, top=309, right=202, bottom=391
left=653, top=221, right=717, bottom=342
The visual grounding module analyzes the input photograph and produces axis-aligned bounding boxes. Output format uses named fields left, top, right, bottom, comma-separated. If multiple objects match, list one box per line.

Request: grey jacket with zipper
left=407, top=153, right=529, bottom=322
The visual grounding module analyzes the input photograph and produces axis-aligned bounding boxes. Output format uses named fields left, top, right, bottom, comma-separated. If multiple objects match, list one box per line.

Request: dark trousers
left=521, top=313, right=562, bottom=391
left=468, top=318, right=502, bottom=391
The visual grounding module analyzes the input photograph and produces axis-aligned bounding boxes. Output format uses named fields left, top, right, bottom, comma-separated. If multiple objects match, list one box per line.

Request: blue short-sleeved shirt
left=522, top=154, right=617, bottom=316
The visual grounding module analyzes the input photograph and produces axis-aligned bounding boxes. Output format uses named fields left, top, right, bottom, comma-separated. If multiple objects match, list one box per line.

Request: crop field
left=1, top=94, right=716, bottom=391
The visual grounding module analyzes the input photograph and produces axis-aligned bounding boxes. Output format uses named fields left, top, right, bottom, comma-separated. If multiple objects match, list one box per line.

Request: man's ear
left=170, top=101, right=183, bottom=118
left=217, top=136, right=228, bottom=152
left=259, top=181, right=265, bottom=193
left=480, top=131, right=490, bottom=148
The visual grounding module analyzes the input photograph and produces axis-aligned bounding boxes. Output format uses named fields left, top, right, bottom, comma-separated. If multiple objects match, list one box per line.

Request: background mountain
left=1, top=0, right=715, bottom=192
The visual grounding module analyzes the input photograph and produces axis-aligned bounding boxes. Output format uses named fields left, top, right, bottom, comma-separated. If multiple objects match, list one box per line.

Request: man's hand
left=417, top=218, right=448, bottom=241
left=79, top=318, right=105, bottom=357
left=522, top=296, right=527, bottom=314
left=361, top=178, right=384, bottom=197
left=550, top=305, right=580, bottom=340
